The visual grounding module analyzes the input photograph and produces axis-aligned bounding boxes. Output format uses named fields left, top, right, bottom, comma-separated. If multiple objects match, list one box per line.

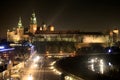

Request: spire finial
left=31, top=12, right=37, bottom=24
left=18, top=17, right=23, bottom=28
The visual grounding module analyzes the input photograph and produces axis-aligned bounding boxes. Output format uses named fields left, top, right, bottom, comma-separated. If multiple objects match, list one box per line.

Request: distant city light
left=113, top=29, right=119, bottom=34
left=9, top=60, right=12, bottom=64
left=0, top=48, right=15, bottom=52
left=108, top=49, right=112, bottom=53
left=28, top=74, right=33, bottom=80
left=0, top=46, right=5, bottom=49
left=33, top=56, right=40, bottom=62
left=33, top=27, right=37, bottom=31
left=91, top=59, right=95, bottom=63
left=99, top=59, right=104, bottom=74
left=0, top=61, right=2, bottom=64
left=108, top=62, right=112, bottom=66
left=88, top=58, right=105, bottom=74
left=50, top=26, right=54, bottom=31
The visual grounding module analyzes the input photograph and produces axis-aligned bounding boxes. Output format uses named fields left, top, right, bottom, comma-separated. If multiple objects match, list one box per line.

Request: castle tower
left=18, top=17, right=22, bottom=28
left=15, top=17, right=24, bottom=42
left=29, top=12, right=37, bottom=34
left=17, top=17, right=24, bottom=36
left=113, top=28, right=119, bottom=43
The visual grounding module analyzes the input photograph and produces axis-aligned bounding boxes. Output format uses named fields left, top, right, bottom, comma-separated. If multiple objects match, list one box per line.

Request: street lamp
left=28, top=74, right=33, bottom=80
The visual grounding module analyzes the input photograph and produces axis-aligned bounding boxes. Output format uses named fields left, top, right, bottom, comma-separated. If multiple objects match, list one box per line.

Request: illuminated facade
left=7, top=17, right=29, bottom=42
left=34, top=31, right=109, bottom=44
left=108, top=28, right=120, bottom=46
left=29, top=12, right=37, bottom=34
left=7, top=12, right=120, bottom=54
left=7, top=12, right=119, bottom=47
left=7, top=12, right=55, bottom=43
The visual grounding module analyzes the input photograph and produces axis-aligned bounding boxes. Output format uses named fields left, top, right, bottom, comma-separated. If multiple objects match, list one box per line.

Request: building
left=7, top=12, right=120, bottom=53
left=7, top=17, right=29, bottom=42
left=0, top=45, right=15, bottom=62
left=7, top=12, right=55, bottom=43
left=29, top=12, right=37, bottom=34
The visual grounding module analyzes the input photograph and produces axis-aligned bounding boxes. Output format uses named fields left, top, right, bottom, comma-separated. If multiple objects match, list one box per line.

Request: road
left=21, top=55, right=62, bottom=80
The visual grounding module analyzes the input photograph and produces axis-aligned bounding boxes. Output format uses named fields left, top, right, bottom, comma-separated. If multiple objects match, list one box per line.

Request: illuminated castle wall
left=29, top=12, right=37, bottom=34
left=7, top=17, right=29, bottom=42
left=7, top=12, right=55, bottom=42
left=7, top=12, right=120, bottom=46
left=34, top=31, right=109, bottom=44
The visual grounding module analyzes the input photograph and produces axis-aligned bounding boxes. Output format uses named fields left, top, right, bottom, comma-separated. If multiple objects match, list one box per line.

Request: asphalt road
left=21, top=55, right=62, bottom=80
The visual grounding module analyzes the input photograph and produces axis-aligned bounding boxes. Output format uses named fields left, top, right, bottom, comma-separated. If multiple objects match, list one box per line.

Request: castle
left=7, top=12, right=119, bottom=47
left=7, top=12, right=55, bottom=42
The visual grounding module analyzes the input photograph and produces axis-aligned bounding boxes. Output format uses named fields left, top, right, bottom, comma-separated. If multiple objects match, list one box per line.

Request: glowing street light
left=0, top=46, right=4, bottom=49
left=28, top=74, right=33, bottom=80
left=113, top=29, right=119, bottom=34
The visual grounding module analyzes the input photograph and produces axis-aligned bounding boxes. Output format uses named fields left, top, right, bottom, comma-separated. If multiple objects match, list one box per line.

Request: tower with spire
left=17, top=17, right=24, bottom=36
left=18, top=17, right=22, bottom=28
left=29, top=12, right=37, bottom=34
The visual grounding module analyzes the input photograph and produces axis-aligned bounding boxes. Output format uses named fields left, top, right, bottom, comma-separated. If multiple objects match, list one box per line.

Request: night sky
left=0, top=0, right=120, bottom=38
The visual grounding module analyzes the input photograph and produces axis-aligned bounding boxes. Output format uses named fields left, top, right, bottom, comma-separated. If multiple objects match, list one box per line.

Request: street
left=21, top=54, right=62, bottom=80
